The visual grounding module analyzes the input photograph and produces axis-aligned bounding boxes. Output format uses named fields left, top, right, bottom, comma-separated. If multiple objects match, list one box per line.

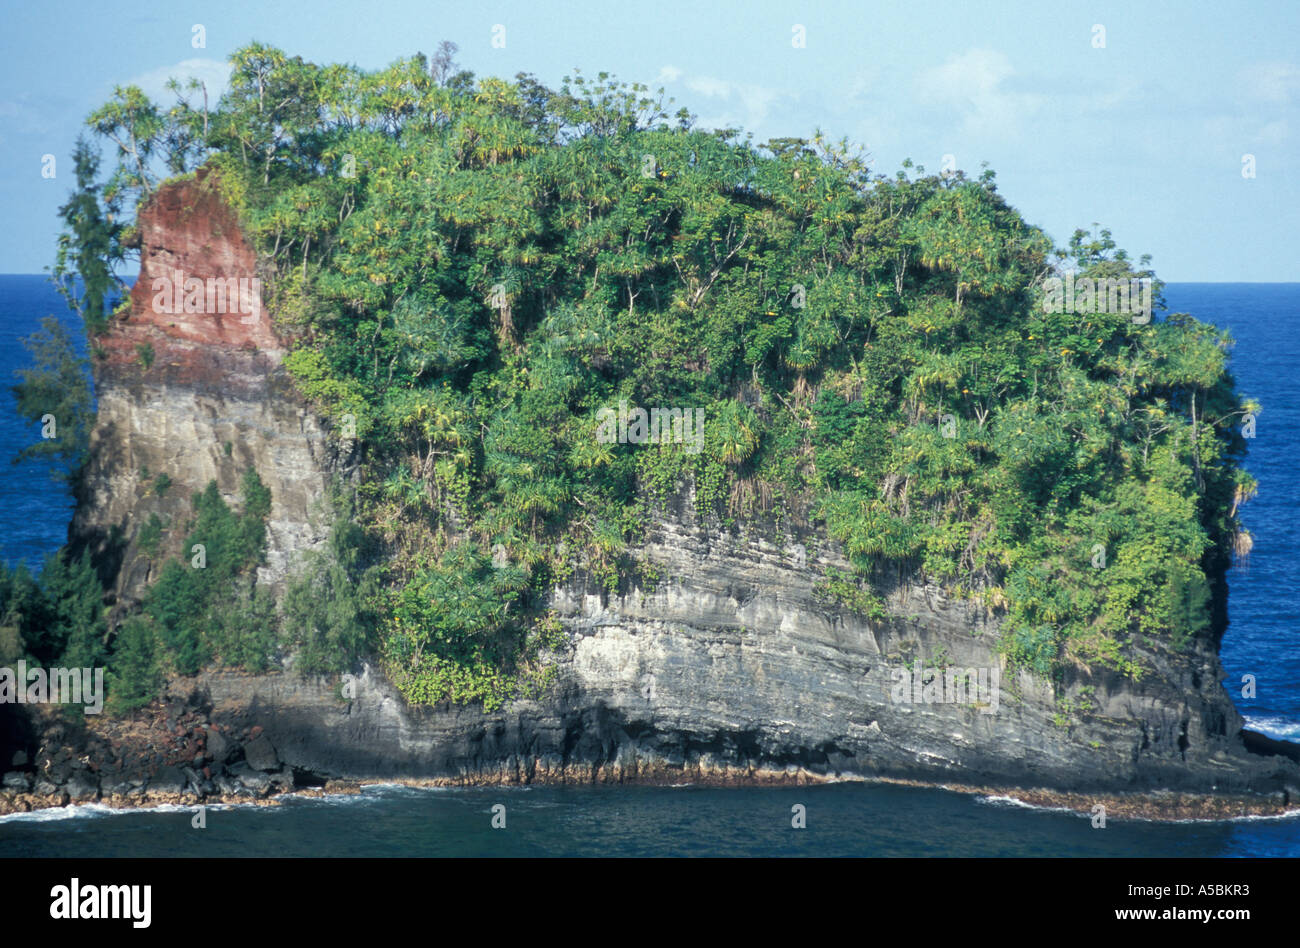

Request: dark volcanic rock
left=2, top=771, right=31, bottom=791
left=228, top=762, right=271, bottom=796
left=32, top=778, right=58, bottom=796
left=148, top=766, right=187, bottom=795
left=242, top=735, right=278, bottom=772
left=182, top=767, right=206, bottom=795
left=205, top=728, right=229, bottom=763
left=66, top=774, right=99, bottom=802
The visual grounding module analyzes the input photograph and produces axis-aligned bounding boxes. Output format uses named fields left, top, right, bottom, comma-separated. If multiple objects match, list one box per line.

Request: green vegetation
left=26, top=40, right=1257, bottom=711
left=0, top=549, right=107, bottom=672
left=814, top=567, right=889, bottom=622
left=52, top=136, right=126, bottom=335
left=282, top=493, right=381, bottom=676
left=10, top=317, right=94, bottom=481
left=136, top=512, right=165, bottom=557
left=104, top=472, right=280, bottom=711
left=105, top=616, right=161, bottom=712
left=144, top=470, right=273, bottom=675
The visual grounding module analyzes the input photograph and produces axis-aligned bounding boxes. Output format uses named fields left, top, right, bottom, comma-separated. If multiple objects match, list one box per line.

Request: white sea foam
left=1243, top=714, right=1300, bottom=741
left=975, top=794, right=1076, bottom=814
left=0, top=800, right=239, bottom=824
left=975, top=793, right=1300, bottom=825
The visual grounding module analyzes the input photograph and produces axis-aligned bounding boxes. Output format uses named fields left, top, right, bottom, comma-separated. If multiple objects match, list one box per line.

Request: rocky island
left=3, top=45, right=1298, bottom=822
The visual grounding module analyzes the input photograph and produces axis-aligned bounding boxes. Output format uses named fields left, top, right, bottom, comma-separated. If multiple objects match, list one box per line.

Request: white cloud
left=917, top=49, right=1015, bottom=101
left=0, top=93, right=51, bottom=135
left=846, top=69, right=880, bottom=102
left=1257, top=118, right=1290, bottom=145
left=655, top=65, right=682, bottom=83
left=915, top=49, right=1041, bottom=137
left=1240, top=62, right=1300, bottom=105
left=124, top=58, right=229, bottom=106
left=683, top=74, right=778, bottom=132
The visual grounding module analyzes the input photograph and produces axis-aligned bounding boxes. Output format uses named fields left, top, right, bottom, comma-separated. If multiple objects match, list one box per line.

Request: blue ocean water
left=0, top=275, right=88, bottom=573
left=1161, top=284, right=1300, bottom=745
left=1, top=782, right=1298, bottom=858
left=0, top=275, right=1297, bottom=856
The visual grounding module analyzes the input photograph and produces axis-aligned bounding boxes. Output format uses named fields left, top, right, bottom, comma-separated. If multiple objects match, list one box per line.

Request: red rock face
left=97, top=168, right=289, bottom=396
left=73, top=168, right=337, bottom=615
left=128, top=167, right=277, bottom=350
left=100, top=168, right=281, bottom=378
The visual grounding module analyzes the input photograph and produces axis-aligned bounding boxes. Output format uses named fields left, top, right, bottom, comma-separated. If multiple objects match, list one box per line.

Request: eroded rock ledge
left=171, top=494, right=1300, bottom=807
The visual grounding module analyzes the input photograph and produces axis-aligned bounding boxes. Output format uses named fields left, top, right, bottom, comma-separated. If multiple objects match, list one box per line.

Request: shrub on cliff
left=206, top=585, right=277, bottom=673
left=380, top=543, right=532, bottom=710
left=283, top=496, right=381, bottom=676
left=145, top=470, right=275, bottom=676
left=0, top=550, right=107, bottom=668
left=105, top=616, right=161, bottom=713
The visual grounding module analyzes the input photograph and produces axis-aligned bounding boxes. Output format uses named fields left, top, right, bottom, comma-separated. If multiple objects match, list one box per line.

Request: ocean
left=1, top=274, right=1297, bottom=857
left=0, top=275, right=87, bottom=573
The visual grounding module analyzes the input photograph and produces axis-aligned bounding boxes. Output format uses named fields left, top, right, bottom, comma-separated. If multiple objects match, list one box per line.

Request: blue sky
left=1, top=0, right=1296, bottom=279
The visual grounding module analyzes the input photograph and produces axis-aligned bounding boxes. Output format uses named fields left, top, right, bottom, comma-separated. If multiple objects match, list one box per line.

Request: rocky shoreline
left=6, top=768, right=1297, bottom=826
left=0, top=690, right=312, bottom=816
left=4, top=687, right=1298, bottom=824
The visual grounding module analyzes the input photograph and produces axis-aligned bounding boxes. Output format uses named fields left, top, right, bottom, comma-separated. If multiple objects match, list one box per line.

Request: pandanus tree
left=907, top=179, right=1048, bottom=309
left=712, top=400, right=760, bottom=466
left=216, top=43, right=326, bottom=184
left=87, top=85, right=165, bottom=203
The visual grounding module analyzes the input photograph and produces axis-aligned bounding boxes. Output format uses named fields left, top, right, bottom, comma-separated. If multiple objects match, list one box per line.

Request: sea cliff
left=4, top=174, right=1299, bottom=821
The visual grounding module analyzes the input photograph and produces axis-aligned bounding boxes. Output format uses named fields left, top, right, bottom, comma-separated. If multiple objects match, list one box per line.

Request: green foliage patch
left=37, top=43, right=1259, bottom=709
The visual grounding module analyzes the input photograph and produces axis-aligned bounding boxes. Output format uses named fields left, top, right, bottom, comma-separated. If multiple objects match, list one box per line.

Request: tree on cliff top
left=18, top=138, right=124, bottom=483
left=86, top=85, right=165, bottom=204
left=19, top=137, right=119, bottom=488
left=52, top=137, right=124, bottom=333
